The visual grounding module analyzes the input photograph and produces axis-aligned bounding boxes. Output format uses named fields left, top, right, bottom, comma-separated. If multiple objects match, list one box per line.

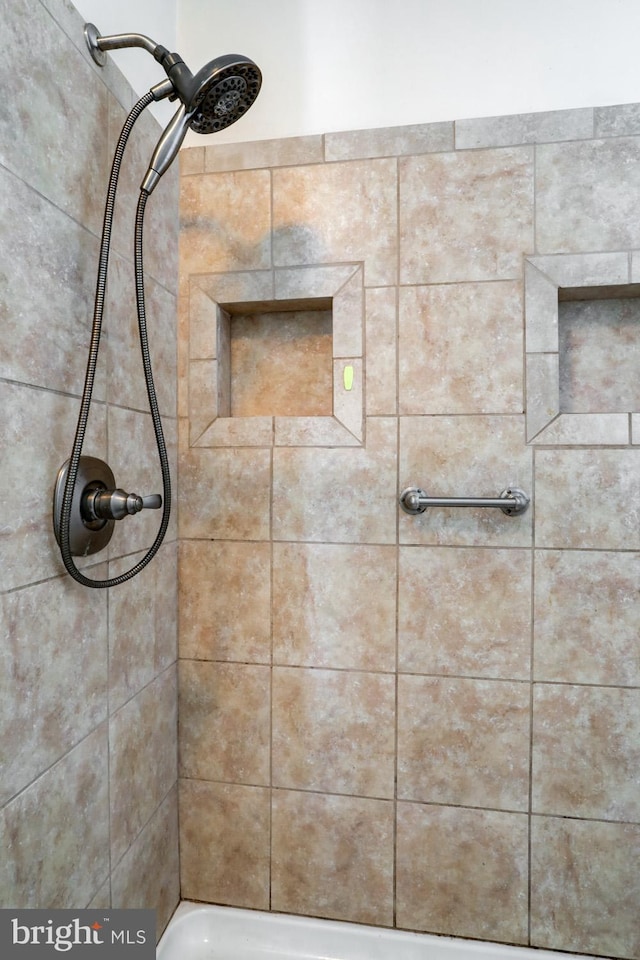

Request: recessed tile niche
left=188, top=265, right=364, bottom=447
left=559, top=290, right=640, bottom=414
left=525, top=253, right=640, bottom=445
left=219, top=300, right=333, bottom=418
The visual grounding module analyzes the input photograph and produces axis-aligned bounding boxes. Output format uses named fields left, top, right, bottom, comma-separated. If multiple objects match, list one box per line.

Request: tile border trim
left=188, top=264, right=365, bottom=447
left=525, top=252, right=637, bottom=445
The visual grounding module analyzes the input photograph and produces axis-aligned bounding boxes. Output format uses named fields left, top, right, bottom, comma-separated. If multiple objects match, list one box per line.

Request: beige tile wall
left=0, top=0, right=179, bottom=936
left=178, top=105, right=640, bottom=959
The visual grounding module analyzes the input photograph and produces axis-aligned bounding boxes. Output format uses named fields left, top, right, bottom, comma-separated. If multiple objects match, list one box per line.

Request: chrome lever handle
left=84, top=488, right=162, bottom=522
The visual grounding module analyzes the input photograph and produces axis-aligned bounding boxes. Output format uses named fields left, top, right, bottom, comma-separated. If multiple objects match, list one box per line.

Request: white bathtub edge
left=157, top=901, right=606, bottom=960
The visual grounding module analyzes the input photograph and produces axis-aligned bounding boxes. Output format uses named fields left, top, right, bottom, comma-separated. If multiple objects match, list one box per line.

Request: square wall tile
left=179, top=541, right=271, bottom=663
left=397, top=676, right=530, bottom=811
left=272, top=418, right=397, bottom=543
left=533, top=684, right=640, bottom=822
left=535, top=449, right=640, bottom=550
left=531, top=816, right=640, bottom=960
left=179, top=779, right=270, bottom=909
left=271, top=790, right=394, bottom=926
left=179, top=660, right=270, bottom=784
left=0, top=726, right=109, bottom=909
left=400, top=147, right=534, bottom=284
left=272, top=667, right=395, bottom=798
left=536, top=138, right=640, bottom=253
left=1, top=0, right=109, bottom=238
left=179, top=447, right=271, bottom=540
left=0, top=574, right=107, bottom=807
left=399, top=282, right=523, bottom=415
left=399, top=415, right=532, bottom=547
left=273, top=543, right=396, bottom=671
left=399, top=546, right=531, bottom=679
left=272, top=159, right=397, bottom=286
left=0, top=164, right=103, bottom=397
left=396, top=803, right=528, bottom=944
left=534, top=550, right=640, bottom=686
left=180, top=170, right=271, bottom=280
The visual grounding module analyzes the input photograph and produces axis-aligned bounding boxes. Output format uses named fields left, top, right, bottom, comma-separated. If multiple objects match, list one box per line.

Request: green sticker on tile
left=343, top=365, right=354, bottom=391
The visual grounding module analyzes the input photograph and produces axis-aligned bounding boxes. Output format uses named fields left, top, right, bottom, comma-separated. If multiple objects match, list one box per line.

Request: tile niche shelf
left=525, top=252, right=640, bottom=445
left=188, top=264, right=364, bottom=447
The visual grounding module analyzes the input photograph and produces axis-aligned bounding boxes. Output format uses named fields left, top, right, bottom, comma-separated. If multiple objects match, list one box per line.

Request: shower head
left=141, top=53, right=262, bottom=193
left=84, top=25, right=262, bottom=133
left=84, top=25, right=262, bottom=191
left=169, top=54, right=262, bottom=134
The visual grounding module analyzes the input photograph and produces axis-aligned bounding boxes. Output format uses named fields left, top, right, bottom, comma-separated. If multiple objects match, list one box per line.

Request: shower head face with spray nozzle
left=141, top=53, right=262, bottom=192
left=185, top=54, right=262, bottom=134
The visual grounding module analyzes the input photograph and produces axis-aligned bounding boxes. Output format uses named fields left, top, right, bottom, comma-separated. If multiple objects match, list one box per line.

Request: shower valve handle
left=140, top=494, right=163, bottom=510
left=84, top=487, right=162, bottom=522
left=54, top=457, right=165, bottom=558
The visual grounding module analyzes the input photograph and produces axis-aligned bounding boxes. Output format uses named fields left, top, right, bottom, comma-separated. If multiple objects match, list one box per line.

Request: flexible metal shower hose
left=58, top=91, right=171, bottom=588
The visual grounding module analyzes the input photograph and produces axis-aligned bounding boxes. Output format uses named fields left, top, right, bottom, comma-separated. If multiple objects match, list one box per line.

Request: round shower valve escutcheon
left=53, top=456, right=162, bottom=557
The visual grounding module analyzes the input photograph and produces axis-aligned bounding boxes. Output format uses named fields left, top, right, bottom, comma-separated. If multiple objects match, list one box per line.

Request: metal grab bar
left=400, top=486, right=530, bottom=517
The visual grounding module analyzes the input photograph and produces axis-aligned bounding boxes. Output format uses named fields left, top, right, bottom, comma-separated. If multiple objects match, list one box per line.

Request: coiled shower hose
left=58, top=91, right=171, bottom=588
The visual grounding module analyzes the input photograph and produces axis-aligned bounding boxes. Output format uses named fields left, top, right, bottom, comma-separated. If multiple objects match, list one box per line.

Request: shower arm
left=84, top=23, right=199, bottom=115
left=84, top=24, right=167, bottom=66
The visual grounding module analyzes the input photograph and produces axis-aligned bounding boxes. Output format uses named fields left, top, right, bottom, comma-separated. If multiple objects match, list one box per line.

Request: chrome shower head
left=179, top=55, right=262, bottom=134
left=84, top=25, right=262, bottom=133
left=84, top=25, right=262, bottom=192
